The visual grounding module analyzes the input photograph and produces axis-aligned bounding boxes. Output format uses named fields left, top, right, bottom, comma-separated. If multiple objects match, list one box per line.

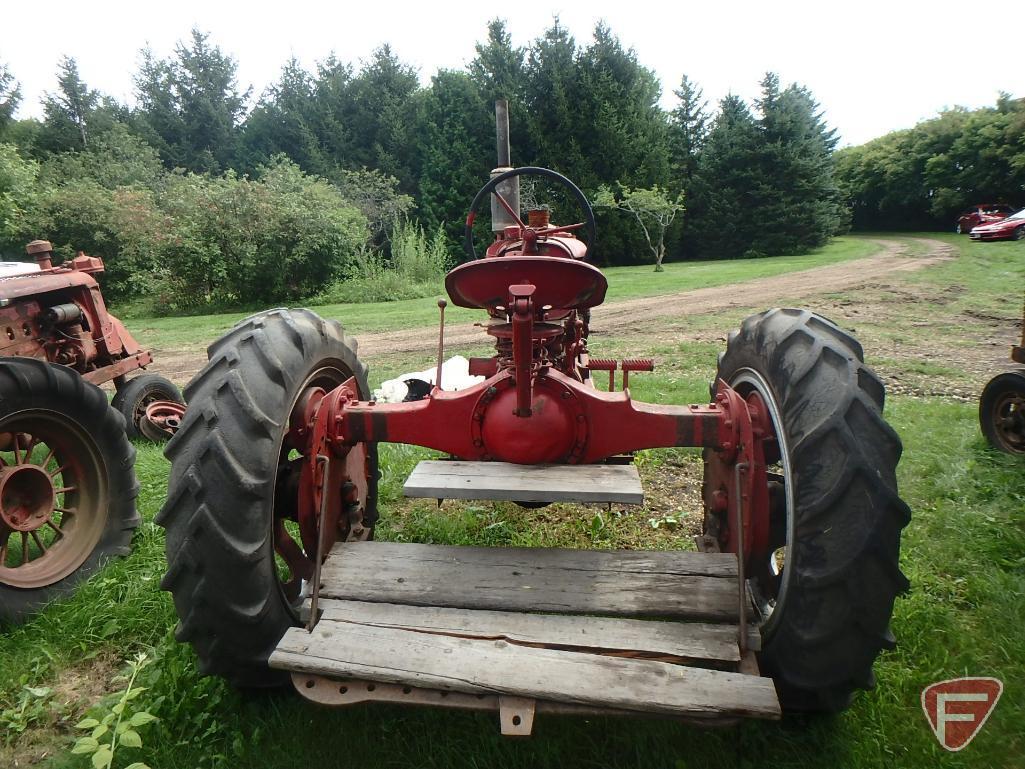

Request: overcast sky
left=2, top=0, right=1020, bottom=147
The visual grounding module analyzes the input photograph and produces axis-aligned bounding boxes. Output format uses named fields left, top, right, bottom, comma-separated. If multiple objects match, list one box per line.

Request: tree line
left=1, top=21, right=848, bottom=309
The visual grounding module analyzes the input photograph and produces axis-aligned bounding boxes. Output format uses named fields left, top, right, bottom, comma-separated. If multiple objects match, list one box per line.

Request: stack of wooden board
left=270, top=541, right=780, bottom=734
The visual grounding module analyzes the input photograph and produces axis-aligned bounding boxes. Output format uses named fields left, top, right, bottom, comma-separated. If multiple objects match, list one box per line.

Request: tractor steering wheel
left=463, top=166, right=597, bottom=261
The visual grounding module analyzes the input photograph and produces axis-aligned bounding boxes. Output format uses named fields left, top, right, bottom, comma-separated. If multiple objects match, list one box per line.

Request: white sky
left=1, top=0, right=1020, bottom=147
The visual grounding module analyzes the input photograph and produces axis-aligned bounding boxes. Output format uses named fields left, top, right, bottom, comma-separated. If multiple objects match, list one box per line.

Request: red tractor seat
left=445, top=256, right=608, bottom=311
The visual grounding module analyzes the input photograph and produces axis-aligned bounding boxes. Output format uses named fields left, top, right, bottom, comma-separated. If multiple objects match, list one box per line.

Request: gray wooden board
left=319, top=542, right=750, bottom=622
left=404, top=460, right=644, bottom=504
left=319, top=600, right=740, bottom=663
left=270, top=622, right=780, bottom=719
left=308, top=597, right=762, bottom=652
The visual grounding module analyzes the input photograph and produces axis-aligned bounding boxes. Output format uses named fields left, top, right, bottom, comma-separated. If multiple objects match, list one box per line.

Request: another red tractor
left=158, top=108, right=910, bottom=730
left=0, top=238, right=186, bottom=623
left=0, top=240, right=185, bottom=441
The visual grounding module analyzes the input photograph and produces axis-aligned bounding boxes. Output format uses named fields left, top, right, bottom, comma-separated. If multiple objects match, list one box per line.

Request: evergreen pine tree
left=344, top=45, right=419, bottom=191
left=690, top=94, right=764, bottom=258
left=40, top=57, right=100, bottom=151
left=309, top=56, right=356, bottom=169
left=133, top=29, right=250, bottom=173
left=752, top=72, right=844, bottom=254
left=0, top=63, right=20, bottom=137
left=576, top=22, right=669, bottom=190
left=669, top=74, right=708, bottom=187
left=524, top=19, right=586, bottom=181
left=241, top=58, right=324, bottom=174
left=411, top=70, right=492, bottom=259
left=469, top=19, right=532, bottom=162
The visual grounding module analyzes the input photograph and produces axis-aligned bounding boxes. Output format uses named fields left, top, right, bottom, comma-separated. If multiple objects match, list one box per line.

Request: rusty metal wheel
left=0, top=359, right=138, bottom=624
left=157, top=309, right=377, bottom=686
left=979, top=370, right=1025, bottom=454
left=139, top=400, right=187, bottom=442
left=112, top=374, right=184, bottom=441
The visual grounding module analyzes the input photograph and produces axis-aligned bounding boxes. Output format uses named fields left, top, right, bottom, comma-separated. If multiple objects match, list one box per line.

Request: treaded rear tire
left=711, top=308, right=911, bottom=712
left=156, top=308, right=374, bottom=686
left=0, top=358, right=139, bottom=624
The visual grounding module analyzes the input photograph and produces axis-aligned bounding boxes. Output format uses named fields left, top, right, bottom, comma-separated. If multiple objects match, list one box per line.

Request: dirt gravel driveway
left=152, top=237, right=954, bottom=383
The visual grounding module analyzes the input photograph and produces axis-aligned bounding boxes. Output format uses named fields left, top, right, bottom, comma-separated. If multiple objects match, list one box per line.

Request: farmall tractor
left=158, top=107, right=910, bottom=730
left=0, top=240, right=185, bottom=440
left=0, top=239, right=177, bottom=622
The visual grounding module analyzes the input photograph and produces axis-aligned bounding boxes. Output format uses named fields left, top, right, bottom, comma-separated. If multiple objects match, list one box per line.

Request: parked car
left=969, top=208, right=1025, bottom=241
left=956, top=203, right=1016, bottom=234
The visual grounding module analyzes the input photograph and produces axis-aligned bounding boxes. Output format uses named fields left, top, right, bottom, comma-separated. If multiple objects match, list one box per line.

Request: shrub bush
left=313, top=220, right=451, bottom=305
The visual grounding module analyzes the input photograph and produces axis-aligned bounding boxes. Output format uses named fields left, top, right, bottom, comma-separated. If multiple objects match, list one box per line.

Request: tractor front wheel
left=112, top=374, right=184, bottom=441
left=979, top=370, right=1025, bottom=453
left=157, top=309, right=377, bottom=686
left=706, top=309, right=911, bottom=712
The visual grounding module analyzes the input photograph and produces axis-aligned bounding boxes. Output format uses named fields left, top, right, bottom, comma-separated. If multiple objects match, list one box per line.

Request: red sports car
left=969, top=208, right=1025, bottom=241
left=956, top=203, right=1016, bottom=234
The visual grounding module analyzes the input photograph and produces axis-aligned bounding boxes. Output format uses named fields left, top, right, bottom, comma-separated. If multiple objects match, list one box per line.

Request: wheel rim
left=728, top=369, right=796, bottom=637
left=989, top=388, right=1025, bottom=452
left=140, top=401, right=186, bottom=442
left=271, top=365, right=374, bottom=615
left=131, top=389, right=174, bottom=430
left=0, top=411, right=108, bottom=588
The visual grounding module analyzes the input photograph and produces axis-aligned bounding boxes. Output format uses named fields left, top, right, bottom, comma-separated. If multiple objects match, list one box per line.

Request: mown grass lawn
left=1, top=234, right=1023, bottom=769
left=120, top=235, right=879, bottom=353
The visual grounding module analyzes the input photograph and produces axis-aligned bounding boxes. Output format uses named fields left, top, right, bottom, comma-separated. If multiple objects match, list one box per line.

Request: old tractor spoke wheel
left=157, top=309, right=377, bottom=686
left=704, top=309, right=910, bottom=713
left=979, top=370, right=1025, bottom=454
left=112, top=374, right=184, bottom=442
left=0, top=359, right=138, bottom=625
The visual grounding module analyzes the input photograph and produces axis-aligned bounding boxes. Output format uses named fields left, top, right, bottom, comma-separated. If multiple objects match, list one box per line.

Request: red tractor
left=0, top=240, right=185, bottom=440
left=158, top=109, right=910, bottom=729
left=0, top=239, right=185, bottom=623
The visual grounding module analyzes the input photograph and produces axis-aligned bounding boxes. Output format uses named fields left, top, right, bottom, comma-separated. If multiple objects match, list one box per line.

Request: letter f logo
left=922, top=677, right=1002, bottom=751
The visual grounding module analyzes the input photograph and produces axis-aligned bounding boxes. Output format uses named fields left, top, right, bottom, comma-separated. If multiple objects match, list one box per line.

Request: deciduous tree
left=595, top=184, right=684, bottom=271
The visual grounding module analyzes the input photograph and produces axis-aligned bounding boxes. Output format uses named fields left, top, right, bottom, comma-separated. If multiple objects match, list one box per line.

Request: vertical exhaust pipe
left=490, top=99, right=520, bottom=232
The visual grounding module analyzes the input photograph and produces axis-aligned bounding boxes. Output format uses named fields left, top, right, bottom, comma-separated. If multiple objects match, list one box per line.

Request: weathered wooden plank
left=404, top=460, right=644, bottom=504
left=326, top=541, right=738, bottom=577
left=320, top=600, right=741, bottom=663
left=320, top=542, right=748, bottom=622
left=270, top=622, right=780, bottom=719
left=291, top=674, right=742, bottom=725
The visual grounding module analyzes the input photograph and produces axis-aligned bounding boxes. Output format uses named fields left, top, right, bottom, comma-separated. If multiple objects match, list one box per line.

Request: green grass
left=121, top=236, right=880, bottom=353
left=2, top=233, right=1024, bottom=769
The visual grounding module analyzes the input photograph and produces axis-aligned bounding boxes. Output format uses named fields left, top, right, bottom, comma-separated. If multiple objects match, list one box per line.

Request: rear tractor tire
left=156, top=309, right=378, bottom=686
left=705, top=309, right=911, bottom=712
left=112, top=374, right=184, bottom=442
left=0, top=358, right=139, bottom=624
